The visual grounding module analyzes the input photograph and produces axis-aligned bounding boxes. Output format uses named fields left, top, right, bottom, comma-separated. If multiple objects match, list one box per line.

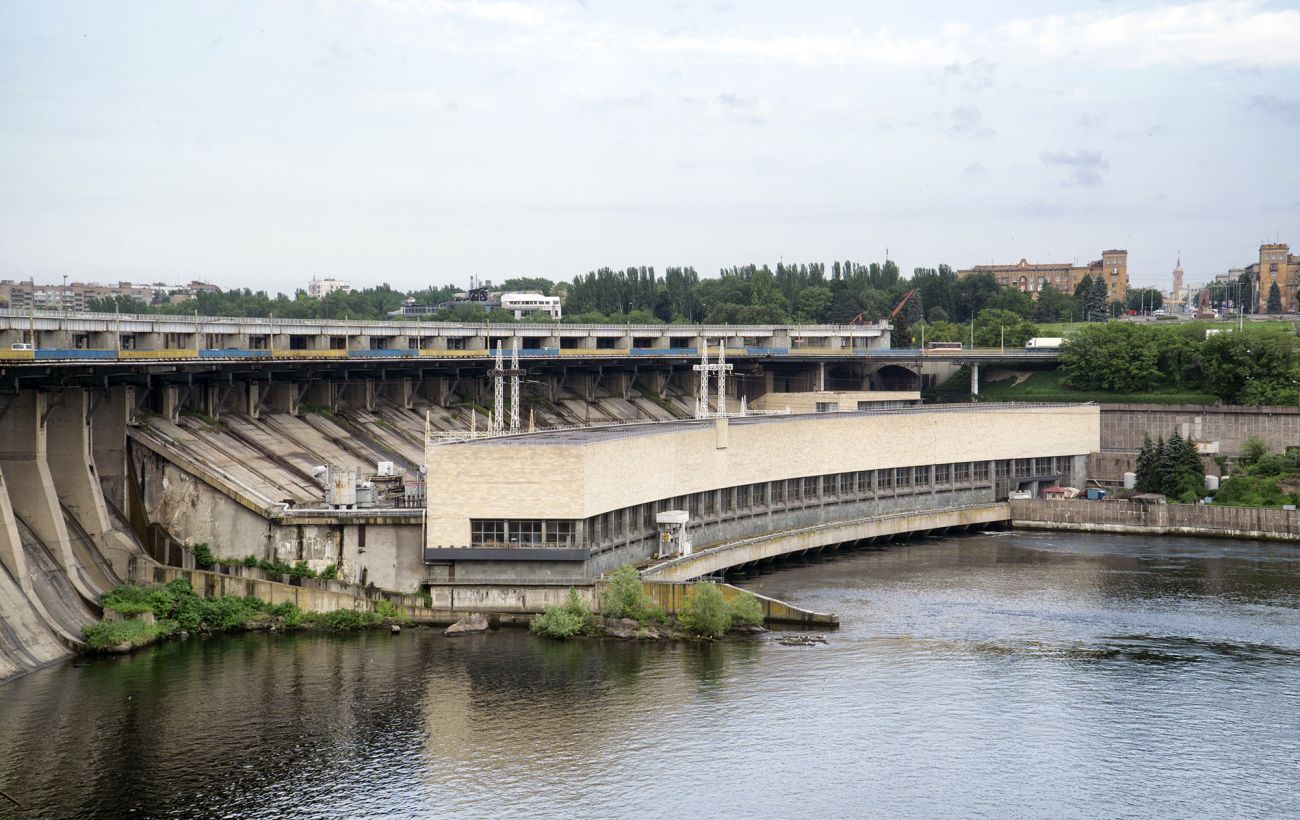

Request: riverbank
left=1009, top=498, right=1300, bottom=542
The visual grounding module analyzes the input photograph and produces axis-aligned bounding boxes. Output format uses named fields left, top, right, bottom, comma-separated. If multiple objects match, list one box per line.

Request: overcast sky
left=2, top=0, right=1298, bottom=293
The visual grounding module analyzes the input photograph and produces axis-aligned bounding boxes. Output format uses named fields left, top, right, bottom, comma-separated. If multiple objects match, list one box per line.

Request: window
left=1035, top=457, right=1053, bottom=475
left=859, top=471, right=873, bottom=496
left=935, top=464, right=950, bottom=485
left=975, top=462, right=990, bottom=482
left=895, top=468, right=911, bottom=489
left=471, top=519, right=506, bottom=547
left=838, top=473, right=853, bottom=496
left=1016, top=458, right=1032, bottom=477
left=878, top=469, right=894, bottom=491
left=954, top=462, right=971, bottom=483
left=996, top=460, right=1010, bottom=479
left=913, top=466, right=928, bottom=487
left=514, top=519, right=544, bottom=545
left=815, top=402, right=839, bottom=413
left=771, top=480, right=785, bottom=504
left=802, top=477, right=820, bottom=499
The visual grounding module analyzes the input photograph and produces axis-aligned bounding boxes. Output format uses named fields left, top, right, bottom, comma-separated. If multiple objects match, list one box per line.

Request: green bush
left=679, top=582, right=731, bottom=639
left=192, top=543, right=215, bottom=569
left=318, top=608, right=379, bottom=630
left=258, top=558, right=293, bottom=576
left=289, top=560, right=316, bottom=579
left=1216, top=475, right=1292, bottom=508
left=319, top=563, right=339, bottom=580
left=242, top=554, right=259, bottom=568
left=602, top=565, right=660, bottom=622
left=100, top=584, right=155, bottom=616
left=530, top=587, right=594, bottom=639
left=82, top=619, right=163, bottom=651
left=374, top=599, right=408, bottom=623
left=727, top=592, right=765, bottom=627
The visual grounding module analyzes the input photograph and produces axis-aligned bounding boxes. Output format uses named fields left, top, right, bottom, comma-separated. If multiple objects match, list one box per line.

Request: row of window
left=470, top=519, right=577, bottom=548
left=584, top=458, right=1057, bottom=547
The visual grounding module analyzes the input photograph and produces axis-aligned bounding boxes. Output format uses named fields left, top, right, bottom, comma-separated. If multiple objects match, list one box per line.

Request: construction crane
left=846, top=289, right=918, bottom=325
left=889, top=289, right=918, bottom=319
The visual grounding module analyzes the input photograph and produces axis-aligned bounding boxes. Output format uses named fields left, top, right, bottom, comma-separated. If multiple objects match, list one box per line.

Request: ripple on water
left=1, top=531, right=1299, bottom=819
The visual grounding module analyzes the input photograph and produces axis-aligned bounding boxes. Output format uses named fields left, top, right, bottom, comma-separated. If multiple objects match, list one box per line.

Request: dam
left=3, top=310, right=1090, bottom=681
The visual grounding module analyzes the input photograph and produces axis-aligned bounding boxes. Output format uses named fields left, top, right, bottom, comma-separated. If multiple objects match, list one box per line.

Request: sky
left=1, top=0, right=1298, bottom=294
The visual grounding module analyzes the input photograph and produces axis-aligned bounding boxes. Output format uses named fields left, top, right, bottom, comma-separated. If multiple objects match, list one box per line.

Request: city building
left=1169, top=255, right=1184, bottom=308
left=958, top=249, right=1128, bottom=302
left=307, top=277, right=351, bottom=298
left=0, top=278, right=213, bottom=312
left=500, top=292, right=562, bottom=320
left=1246, top=243, right=1299, bottom=313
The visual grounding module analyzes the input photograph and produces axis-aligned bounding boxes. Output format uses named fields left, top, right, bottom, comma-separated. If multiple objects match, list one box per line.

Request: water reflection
left=1, top=531, right=1298, bottom=819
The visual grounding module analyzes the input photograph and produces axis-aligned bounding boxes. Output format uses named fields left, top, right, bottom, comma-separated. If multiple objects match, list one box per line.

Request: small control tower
left=655, top=510, right=691, bottom=559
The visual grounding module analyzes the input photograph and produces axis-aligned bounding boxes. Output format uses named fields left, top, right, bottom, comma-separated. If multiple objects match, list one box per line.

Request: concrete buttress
left=47, top=387, right=140, bottom=579
left=0, top=390, right=101, bottom=604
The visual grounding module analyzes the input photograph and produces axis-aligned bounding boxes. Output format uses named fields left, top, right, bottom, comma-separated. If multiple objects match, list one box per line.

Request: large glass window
left=935, top=463, right=950, bottom=485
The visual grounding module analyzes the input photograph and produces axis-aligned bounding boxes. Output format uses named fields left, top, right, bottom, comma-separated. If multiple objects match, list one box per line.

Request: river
left=1, top=531, right=1298, bottom=819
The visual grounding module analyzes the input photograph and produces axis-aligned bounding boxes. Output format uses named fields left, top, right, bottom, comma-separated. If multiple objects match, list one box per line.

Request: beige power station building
left=959, top=249, right=1128, bottom=302
left=423, top=404, right=1101, bottom=580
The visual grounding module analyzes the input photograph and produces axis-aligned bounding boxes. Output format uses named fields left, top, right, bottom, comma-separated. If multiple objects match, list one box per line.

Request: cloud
left=946, top=106, right=994, bottom=139
left=963, top=163, right=986, bottom=176
left=351, top=0, right=1300, bottom=67
left=680, top=93, right=765, bottom=124
left=1247, top=94, right=1300, bottom=124
left=942, top=59, right=996, bottom=91
left=1040, top=150, right=1110, bottom=187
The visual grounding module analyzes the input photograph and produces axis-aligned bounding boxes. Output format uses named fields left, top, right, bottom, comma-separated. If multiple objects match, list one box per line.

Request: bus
left=925, top=341, right=963, bottom=353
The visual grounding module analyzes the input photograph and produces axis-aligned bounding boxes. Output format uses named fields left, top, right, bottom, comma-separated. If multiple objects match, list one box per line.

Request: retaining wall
left=1009, top=499, right=1300, bottom=541
left=1100, top=404, right=1300, bottom=457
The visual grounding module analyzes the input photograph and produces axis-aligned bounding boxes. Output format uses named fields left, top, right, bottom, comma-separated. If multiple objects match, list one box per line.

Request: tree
left=953, top=272, right=1000, bottom=322
left=1135, top=435, right=1158, bottom=492
left=1267, top=282, right=1283, bottom=314
left=983, top=287, right=1035, bottom=319
left=1033, top=282, right=1075, bottom=323
left=1058, top=323, right=1160, bottom=392
left=1087, top=277, right=1110, bottom=322
left=602, top=565, right=660, bottom=622
left=1127, top=288, right=1164, bottom=314
left=499, top=277, right=555, bottom=296
left=973, top=308, right=1039, bottom=348
left=927, top=306, right=950, bottom=323
left=679, top=582, right=731, bottom=639
left=796, top=286, right=833, bottom=323
left=1201, top=330, right=1296, bottom=404
left=1073, top=274, right=1093, bottom=302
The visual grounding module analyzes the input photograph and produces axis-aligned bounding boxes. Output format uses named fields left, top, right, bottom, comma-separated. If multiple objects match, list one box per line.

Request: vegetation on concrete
left=679, top=582, right=766, bottom=639
left=1135, top=432, right=1206, bottom=503
left=601, top=566, right=666, bottom=624
left=1060, top=322, right=1299, bottom=405
left=529, top=588, right=597, bottom=639
left=928, top=368, right=1220, bottom=405
left=82, top=619, right=166, bottom=651
left=85, top=579, right=403, bottom=652
left=192, top=548, right=339, bottom=581
left=1213, top=437, right=1300, bottom=508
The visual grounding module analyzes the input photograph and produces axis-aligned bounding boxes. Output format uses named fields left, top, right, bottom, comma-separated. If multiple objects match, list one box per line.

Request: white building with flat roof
left=307, top=277, right=351, bottom=298
left=500, top=292, right=561, bottom=320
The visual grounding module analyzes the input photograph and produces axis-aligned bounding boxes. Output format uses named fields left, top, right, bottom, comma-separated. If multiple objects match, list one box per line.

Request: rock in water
left=444, top=613, right=489, bottom=635
left=390, top=624, right=401, bottom=634
left=603, top=618, right=640, bottom=639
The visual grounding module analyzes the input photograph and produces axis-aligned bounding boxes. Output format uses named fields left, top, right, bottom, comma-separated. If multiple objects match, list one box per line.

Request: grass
left=82, top=618, right=166, bottom=651
left=1032, top=318, right=1298, bottom=339
left=927, top=368, right=1220, bottom=405
left=85, top=579, right=402, bottom=653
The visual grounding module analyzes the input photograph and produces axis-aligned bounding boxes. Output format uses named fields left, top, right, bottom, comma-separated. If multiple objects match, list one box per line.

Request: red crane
left=847, top=289, right=918, bottom=325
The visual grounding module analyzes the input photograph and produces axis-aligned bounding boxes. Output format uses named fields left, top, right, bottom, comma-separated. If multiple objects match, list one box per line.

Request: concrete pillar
left=0, top=391, right=100, bottom=603
left=47, top=387, right=139, bottom=579
left=970, top=364, right=980, bottom=398
left=610, top=373, right=631, bottom=400
left=91, top=385, right=132, bottom=511
left=269, top=381, right=301, bottom=415
left=246, top=381, right=263, bottom=419
left=817, top=362, right=826, bottom=392
left=161, top=384, right=182, bottom=423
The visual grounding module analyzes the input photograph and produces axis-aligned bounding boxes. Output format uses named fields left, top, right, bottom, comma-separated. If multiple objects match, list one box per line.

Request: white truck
left=1024, top=337, right=1065, bottom=350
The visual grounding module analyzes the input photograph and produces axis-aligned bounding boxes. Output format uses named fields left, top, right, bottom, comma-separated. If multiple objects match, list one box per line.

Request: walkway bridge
left=640, top=503, right=1011, bottom=581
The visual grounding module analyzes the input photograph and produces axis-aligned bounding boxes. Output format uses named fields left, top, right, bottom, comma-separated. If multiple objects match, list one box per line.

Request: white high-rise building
left=308, top=277, right=351, bottom=298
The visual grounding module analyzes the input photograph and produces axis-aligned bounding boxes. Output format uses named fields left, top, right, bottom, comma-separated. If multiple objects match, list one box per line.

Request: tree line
left=1059, top=322, right=1300, bottom=404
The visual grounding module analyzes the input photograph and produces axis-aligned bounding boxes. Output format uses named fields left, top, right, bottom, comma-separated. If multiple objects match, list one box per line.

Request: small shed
left=1042, top=485, right=1069, bottom=500
left=1132, top=493, right=1168, bottom=505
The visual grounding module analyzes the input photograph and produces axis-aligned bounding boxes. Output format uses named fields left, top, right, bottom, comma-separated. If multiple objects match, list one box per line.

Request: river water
left=1, top=531, right=1298, bottom=819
